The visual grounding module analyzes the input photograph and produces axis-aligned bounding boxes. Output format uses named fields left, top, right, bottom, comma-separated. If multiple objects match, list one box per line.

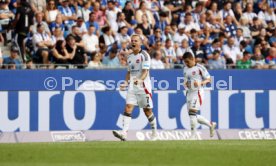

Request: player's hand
left=134, top=78, right=143, bottom=86
left=120, top=81, right=128, bottom=91
left=194, top=81, right=201, bottom=88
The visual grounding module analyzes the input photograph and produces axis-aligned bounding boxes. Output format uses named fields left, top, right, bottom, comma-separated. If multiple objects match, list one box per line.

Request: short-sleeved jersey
left=127, top=50, right=152, bottom=94
left=183, top=63, right=210, bottom=91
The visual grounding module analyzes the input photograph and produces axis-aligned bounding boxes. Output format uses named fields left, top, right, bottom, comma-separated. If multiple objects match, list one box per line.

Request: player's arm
left=200, top=77, right=211, bottom=86
left=120, top=71, right=130, bottom=91
left=134, top=69, right=148, bottom=85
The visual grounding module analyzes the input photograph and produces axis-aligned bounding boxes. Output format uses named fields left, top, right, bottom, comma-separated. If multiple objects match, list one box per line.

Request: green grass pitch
left=0, top=140, right=276, bottom=166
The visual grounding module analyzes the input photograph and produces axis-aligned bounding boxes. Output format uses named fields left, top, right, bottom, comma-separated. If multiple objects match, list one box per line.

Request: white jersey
left=183, top=63, right=210, bottom=92
left=127, top=50, right=152, bottom=95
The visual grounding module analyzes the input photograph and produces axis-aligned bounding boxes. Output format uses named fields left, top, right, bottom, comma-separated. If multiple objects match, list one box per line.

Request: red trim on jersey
left=143, top=82, right=152, bottom=99
left=198, top=90, right=202, bottom=106
left=199, top=69, right=203, bottom=77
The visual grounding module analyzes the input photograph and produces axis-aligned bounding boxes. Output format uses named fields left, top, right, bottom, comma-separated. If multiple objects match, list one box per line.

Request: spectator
left=269, top=29, right=276, bottom=47
left=250, top=17, right=263, bottom=39
left=51, top=39, right=72, bottom=67
left=191, top=38, right=206, bottom=64
left=85, top=12, right=100, bottom=36
left=13, top=0, right=34, bottom=62
left=192, top=2, right=204, bottom=24
left=102, top=48, right=121, bottom=68
left=122, top=1, right=135, bottom=24
left=58, top=0, right=77, bottom=31
left=2, top=45, right=22, bottom=69
left=224, top=15, right=237, bottom=37
left=0, top=0, right=14, bottom=33
left=178, top=13, right=200, bottom=34
left=0, top=46, right=2, bottom=66
left=137, top=14, right=153, bottom=37
left=65, top=34, right=87, bottom=68
left=258, top=3, right=269, bottom=26
left=254, top=28, right=269, bottom=46
left=218, top=1, right=239, bottom=25
left=70, top=25, right=85, bottom=47
left=51, top=26, right=64, bottom=45
left=242, top=2, right=257, bottom=25
left=87, top=52, right=103, bottom=68
left=32, top=23, right=53, bottom=65
left=116, top=12, right=131, bottom=30
left=82, top=25, right=99, bottom=56
left=176, top=39, right=194, bottom=61
left=209, top=16, right=223, bottom=39
left=251, top=47, right=269, bottom=69
left=208, top=2, right=220, bottom=20
left=106, top=0, right=121, bottom=33
left=163, top=25, right=174, bottom=41
left=151, top=50, right=165, bottom=69
left=135, top=1, right=155, bottom=26
left=236, top=51, right=252, bottom=69
left=45, top=0, right=60, bottom=24
left=234, top=28, right=244, bottom=47
left=223, top=36, right=242, bottom=66
left=239, top=17, right=251, bottom=39
left=99, top=26, right=116, bottom=49
left=49, top=14, right=65, bottom=33
left=31, top=12, right=51, bottom=35
left=208, top=50, right=226, bottom=69
left=206, top=39, right=222, bottom=59
left=265, top=47, right=276, bottom=68
left=163, top=38, right=176, bottom=64
left=93, top=1, right=107, bottom=28
left=233, top=2, right=243, bottom=21
left=148, top=27, right=163, bottom=47
left=73, top=17, right=87, bottom=36
left=77, top=1, right=91, bottom=22
left=155, top=11, right=170, bottom=32
left=149, top=40, right=166, bottom=58
left=116, top=26, right=131, bottom=46
left=173, top=24, right=188, bottom=45
left=29, top=0, right=46, bottom=13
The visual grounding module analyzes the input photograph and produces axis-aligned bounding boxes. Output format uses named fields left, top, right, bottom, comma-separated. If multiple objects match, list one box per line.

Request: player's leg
left=195, top=90, right=217, bottom=137
left=143, top=108, right=157, bottom=138
left=113, top=91, right=137, bottom=141
left=122, top=104, right=135, bottom=134
left=112, top=104, right=135, bottom=141
left=188, top=109, right=198, bottom=139
left=187, top=91, right=199, bottom=139
left=138, top=93, right=157, bottom=140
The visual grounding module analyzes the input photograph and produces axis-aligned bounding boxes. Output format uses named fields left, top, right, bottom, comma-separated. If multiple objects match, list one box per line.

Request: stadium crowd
left=0, top=0, right=275, bottom=69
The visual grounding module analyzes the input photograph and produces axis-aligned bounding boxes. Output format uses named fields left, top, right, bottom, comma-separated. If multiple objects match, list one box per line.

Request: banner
left=0, top=70, right=275, bottom=132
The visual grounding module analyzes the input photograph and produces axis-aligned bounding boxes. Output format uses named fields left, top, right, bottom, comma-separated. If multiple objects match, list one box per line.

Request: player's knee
left=125, top=105, right=133, bottom=113
left=123, top=112, right=132, bottom=117
left=188, top=110, right=197, bottom=116
left=143, top=108, right=152, bottom=116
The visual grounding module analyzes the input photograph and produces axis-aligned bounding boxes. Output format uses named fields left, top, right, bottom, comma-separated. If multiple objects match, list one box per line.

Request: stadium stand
left=0, top=0, right=275, bottom=69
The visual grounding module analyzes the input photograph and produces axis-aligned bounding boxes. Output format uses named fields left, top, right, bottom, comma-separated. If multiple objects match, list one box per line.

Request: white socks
left=189, top=114, right=198, bottom=135
left=197, top=115, right=212, bottom=127
left=122, top=114, right=131, bottom=134
left=148, top=113, right=157, bottom=134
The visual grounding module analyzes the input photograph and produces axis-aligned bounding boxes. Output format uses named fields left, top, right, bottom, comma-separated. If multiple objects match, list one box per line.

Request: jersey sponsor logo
left=143, top=64, right=150, bottom=68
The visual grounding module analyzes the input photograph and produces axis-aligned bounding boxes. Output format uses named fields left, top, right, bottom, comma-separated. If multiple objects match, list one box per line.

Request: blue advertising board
left=0, top=69, right=275, bottom=132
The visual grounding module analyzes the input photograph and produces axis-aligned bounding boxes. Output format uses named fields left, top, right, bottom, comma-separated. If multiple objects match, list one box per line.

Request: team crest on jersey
left=192, top=71, right=196, bottom=75
left=136, top=59, right=140, bottom=63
